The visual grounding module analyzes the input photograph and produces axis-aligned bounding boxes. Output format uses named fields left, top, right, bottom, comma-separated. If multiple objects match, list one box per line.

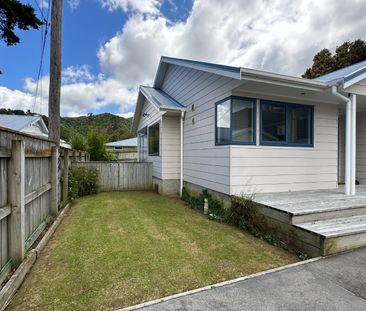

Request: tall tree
left=303, top=39, right=366, bottom=78
left=0, top=0, right=43, bottom=45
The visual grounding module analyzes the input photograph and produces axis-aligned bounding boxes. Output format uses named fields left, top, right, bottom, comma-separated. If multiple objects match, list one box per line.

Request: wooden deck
left=253, top=186, right=366, bottom=256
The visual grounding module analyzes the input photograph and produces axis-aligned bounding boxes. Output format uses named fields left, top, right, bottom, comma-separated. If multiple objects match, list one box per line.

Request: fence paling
left=71, top=161, right=153, bottom=191
left=0, top=127, right=88, bottom=282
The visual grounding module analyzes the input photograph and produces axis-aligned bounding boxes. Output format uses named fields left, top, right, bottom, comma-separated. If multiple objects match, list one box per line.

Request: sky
left=1, top=0, right=366, bottom=118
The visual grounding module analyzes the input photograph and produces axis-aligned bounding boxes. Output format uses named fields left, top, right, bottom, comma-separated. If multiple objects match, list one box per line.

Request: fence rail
left=72, top=161, right=153, bottom=191
left=0, top=127, right=88, bottom=285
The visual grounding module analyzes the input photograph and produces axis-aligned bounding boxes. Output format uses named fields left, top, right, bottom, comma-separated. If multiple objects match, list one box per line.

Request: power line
left=32, top=0, right=51, bottom=116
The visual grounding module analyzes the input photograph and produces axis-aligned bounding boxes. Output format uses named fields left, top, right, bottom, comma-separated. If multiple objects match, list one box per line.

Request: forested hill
left=0, top=109, right=134, bottom=142
left=58, top=113, right=134, bottom=142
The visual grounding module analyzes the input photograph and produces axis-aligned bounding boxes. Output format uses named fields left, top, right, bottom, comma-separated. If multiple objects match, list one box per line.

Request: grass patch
left=8, top=192, right=297, bottom=311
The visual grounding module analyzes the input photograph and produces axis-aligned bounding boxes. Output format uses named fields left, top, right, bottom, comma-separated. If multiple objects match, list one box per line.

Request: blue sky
left=0, top=0, right=365, bottom=117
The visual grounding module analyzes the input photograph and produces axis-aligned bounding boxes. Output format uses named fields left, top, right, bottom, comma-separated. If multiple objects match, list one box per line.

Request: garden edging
left=0, top=203, right=72, bottom=311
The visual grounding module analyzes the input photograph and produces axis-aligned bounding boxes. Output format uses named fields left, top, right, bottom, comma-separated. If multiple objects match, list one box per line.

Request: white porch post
left=351, top=94, right=357, bottom=195
left=345, top=97, right=351, bottom=195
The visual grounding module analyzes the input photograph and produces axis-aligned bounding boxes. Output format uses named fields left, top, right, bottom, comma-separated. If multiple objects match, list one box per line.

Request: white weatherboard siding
left=161, top=116, right=180, bottom=180
left=161, top=64, right=243, bottom=194
left=356, top=111, right=366, bottom=184
left=137, top=98, right=164, bottom=179
left=230, top=102, right=339, bottom=194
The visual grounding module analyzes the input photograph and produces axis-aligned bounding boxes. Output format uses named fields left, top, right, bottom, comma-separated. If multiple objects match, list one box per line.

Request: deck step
left=291, top=205, right=366, bottom=224
left=295, top=215, right=366, bottom=255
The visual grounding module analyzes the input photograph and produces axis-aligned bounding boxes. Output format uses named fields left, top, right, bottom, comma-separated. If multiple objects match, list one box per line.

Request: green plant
left=181, top=187, right=227, bottom=221
left=87, top=129, right=116, bottom=161
left=68, top=167, right=99, bottom=199
left=70, top=133, right=87, bottom=151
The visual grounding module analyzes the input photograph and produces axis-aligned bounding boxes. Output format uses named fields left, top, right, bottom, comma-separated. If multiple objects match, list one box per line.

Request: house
left=132, top=56, right=366, bottom=198
left=0, top=114, right=71, bottom=148
left=105, top=137, right=138, bottom=161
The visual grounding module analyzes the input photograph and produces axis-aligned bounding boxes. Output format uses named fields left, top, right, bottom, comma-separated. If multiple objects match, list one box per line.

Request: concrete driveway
left=121, top=247, right=366, bottom=311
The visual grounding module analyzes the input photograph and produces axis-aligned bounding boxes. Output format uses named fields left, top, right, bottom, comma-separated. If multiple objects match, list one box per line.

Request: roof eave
left=240, top=68, right=329, bottom=91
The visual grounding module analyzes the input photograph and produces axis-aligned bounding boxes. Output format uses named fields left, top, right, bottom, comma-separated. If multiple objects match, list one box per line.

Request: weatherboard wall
left=161, top=64, right=243, bottom=194
left=229, top=99, right=339, bottom=194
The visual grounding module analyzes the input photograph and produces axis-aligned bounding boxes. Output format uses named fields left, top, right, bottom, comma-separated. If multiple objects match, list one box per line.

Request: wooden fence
left=72, top=161, right=153, bottom=191
left=0, top=127, right=87, bottom=284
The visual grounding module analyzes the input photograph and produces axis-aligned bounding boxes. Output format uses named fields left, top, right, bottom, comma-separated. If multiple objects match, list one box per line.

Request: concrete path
left=126, top=248, right=366, bottom=311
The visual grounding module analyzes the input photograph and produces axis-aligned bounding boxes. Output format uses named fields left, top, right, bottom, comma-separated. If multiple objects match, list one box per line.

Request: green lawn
left=8, top=192, right=297, bottom=311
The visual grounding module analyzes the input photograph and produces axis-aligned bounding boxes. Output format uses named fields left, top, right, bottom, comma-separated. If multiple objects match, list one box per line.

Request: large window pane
left=261, top=103, right=286, bottom=142
left=288, top=106, right=312, bottom=145
left=232, top=98, right=254, bottom=143
left=216, top=99, right=231, bottom=144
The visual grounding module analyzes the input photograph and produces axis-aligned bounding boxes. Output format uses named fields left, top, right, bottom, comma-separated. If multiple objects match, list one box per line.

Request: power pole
left=48, top=0, right=63, bottom=145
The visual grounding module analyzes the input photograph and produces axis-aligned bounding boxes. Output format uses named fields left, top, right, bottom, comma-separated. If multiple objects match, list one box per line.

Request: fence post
left=62, top=149, right=69, bottom=206
left=8, top=140, right=25, bottom=267
left=50, top=146, right=59, bottom=217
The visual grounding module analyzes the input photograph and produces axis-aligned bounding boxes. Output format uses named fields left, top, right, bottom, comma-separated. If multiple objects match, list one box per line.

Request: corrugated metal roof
left=315, top=60, right=366, bottom=83
left=105, top=137, right=137, bottom=147
left=140, top=86, right=185, bottom=111
left=0, top=114, right=43, bottom=131
left=154, top=56, right=241, bottom=88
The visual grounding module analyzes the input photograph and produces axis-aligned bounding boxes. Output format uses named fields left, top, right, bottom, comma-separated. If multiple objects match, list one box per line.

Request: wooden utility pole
left=48, top=0, right=63, bottom=144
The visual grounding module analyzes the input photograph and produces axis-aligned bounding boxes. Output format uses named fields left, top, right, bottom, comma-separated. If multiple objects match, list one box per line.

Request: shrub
left=70, top=133, right=87, bottom=151
left=182, top=187, right=227, bottom=219
left=87, top=129, right=116, bottom=161
left=68, top=167, right=99, bottom=199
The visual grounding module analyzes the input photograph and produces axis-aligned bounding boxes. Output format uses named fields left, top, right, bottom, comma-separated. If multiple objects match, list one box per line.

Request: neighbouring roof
left=0, top=114, right=48, bottom=133
left=140, top=86, right=185, bottom=111
left=315, top=60, right=366, bottom=87
left=105, top=137, right=137, bottom=147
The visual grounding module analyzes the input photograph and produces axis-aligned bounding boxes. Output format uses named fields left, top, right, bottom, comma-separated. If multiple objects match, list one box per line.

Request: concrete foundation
left=153, top=177, right=180, bottom=196
left=183, top=181, right=231, bottom=209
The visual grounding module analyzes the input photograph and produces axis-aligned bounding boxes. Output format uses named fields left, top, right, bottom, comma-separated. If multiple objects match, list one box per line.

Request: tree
left=303, top=39, right=366, bottom=78
left=0, top=0, right=43, bottom=46
left=87, top=129, right=116, bottom=161
left=302, top=49, right=335, bottom=78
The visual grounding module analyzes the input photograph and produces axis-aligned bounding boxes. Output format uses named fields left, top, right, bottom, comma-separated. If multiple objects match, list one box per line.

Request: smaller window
left=191, top=104, right=195, bottom=111
left=148, top=122, right=160, bottom=156
left=215, top=97, right=256, bottom=145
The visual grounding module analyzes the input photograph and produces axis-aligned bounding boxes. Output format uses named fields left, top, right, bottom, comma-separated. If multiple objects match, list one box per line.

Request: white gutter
left=331, top=86, right=353, bottom=195
left=180, top=111, right=185, bottom=197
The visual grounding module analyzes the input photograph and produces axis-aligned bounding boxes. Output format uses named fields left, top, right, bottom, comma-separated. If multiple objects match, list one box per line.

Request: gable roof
left=140, top=86, right=185, bottom=111
left=315, top=60, right=366, bottom=88
left=131, top=86, right=185, bottom=132
left=105, top=137, right=137, bottom=147
left=154, top=56, right=241, bottom=88
left=0, top=115, right=48, bottom=133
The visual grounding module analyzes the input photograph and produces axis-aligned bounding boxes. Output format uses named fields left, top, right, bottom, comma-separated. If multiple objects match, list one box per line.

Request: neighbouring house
left=132, top=56, right=366, bottom=198
left=0, top=114, right=71, bottom=148
left=105, top=137, right=138, bottom=161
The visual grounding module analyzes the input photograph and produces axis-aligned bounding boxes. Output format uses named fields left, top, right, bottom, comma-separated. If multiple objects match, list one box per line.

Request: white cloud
left=38, top=0, right=49, bottom=9
left=68, top=0, right=80, bottom=10
left=99, top=0, right=161, bottom=14
left=98, top=0, right=366, bottom=82
left=117, top=112, right=134, bottom=118
left=2, top=0, right=366, bottom=118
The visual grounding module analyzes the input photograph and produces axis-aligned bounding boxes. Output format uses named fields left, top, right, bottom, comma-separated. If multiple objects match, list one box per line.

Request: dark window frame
left=148, top=122, right=160, bottom=156
left=215, top=96, right=257, bottom=146
left=260, top=100, right=314, bottom=147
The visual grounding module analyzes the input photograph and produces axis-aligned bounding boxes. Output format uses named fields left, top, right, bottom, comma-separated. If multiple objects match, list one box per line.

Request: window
left=260, top=101, right=313, bottom=147
left=148, top=122, right=160, bottom=155
left=216, top=97, right=255, bottom=145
